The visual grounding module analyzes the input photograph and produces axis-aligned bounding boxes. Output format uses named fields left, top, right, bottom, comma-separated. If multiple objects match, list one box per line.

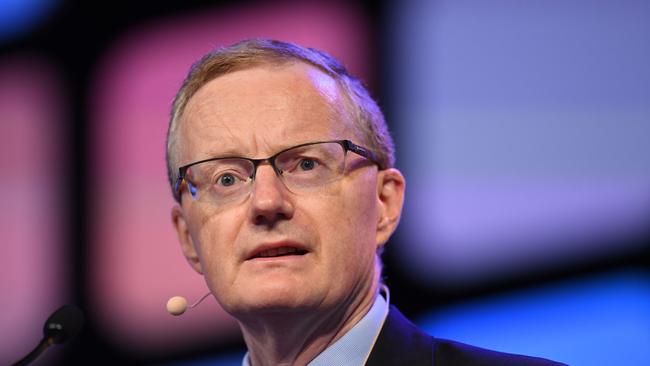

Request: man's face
left=172, top=63, right=395, bottom=317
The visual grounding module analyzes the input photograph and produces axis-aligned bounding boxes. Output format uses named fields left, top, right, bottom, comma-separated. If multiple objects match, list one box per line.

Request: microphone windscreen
left=43, top=305, right=84, bottom=344
left=167, top=296, right=188, bottom=316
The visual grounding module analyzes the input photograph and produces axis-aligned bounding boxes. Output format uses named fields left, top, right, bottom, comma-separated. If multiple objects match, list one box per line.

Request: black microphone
left=12, top=305, right=84, bottom=366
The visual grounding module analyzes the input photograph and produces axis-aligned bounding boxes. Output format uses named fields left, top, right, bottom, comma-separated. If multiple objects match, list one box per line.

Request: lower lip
left=246, top=253, right=309, bottom=263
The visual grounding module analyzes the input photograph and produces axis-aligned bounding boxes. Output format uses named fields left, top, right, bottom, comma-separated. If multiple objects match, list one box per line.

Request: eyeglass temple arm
left=173, top=166, right=189, bottom=201
left=343, top=140, right=382, bottom=169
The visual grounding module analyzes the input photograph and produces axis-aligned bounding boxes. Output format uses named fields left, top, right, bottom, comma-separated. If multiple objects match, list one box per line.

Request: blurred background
left=1, top=0, right=649, bottom=365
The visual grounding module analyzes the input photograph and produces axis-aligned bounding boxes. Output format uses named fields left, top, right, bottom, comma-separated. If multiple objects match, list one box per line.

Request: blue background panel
left=418, top=270, right=650, bottom=366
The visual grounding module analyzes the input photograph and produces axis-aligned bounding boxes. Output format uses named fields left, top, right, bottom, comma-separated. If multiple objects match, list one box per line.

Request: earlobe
left=171, top=205, right=203, bottom=274
left=375, top=168, right=406, bottom=247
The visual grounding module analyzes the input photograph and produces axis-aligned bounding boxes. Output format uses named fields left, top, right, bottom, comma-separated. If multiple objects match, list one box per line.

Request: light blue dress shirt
left=242, top=291, right=389, bottom=366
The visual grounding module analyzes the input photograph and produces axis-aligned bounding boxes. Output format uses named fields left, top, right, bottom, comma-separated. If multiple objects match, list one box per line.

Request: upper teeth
left=258, top=247, right=299, bottom=257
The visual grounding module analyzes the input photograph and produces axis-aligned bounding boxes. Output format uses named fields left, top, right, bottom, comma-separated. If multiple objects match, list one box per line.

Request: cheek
left=187, top=206, right=243, bottom=280
left=344, top=174, right=379, bottom=230
left=319, top=175, right=379, bottom=265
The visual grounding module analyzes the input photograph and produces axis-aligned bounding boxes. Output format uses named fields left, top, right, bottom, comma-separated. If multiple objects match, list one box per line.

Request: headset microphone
left=166, top=292, right=212, bottom=316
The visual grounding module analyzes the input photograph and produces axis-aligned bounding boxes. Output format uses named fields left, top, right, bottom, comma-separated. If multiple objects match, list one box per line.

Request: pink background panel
left=90, top=1, right=371, bottom=353
left=0, top=57, right=66, bottom=366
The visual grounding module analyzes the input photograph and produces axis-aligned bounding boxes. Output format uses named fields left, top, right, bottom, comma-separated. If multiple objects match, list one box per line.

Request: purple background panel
left=0, top=56, right=66, bottom=365
left=390, top=0, right=650, bottom=286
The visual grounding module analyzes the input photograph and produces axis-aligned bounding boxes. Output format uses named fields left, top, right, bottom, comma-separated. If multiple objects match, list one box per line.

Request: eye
left=299, top=158, right=317, bottom=171
left=217, top=173, right=237, bottom=186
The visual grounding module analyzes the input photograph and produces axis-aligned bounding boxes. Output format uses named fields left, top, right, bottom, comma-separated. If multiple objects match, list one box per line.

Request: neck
left=239, top=283, right=378, bottom=366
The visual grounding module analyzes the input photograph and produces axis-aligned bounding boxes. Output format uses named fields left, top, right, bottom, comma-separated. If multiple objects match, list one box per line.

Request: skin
left=171, top=62, right=405, bottom=366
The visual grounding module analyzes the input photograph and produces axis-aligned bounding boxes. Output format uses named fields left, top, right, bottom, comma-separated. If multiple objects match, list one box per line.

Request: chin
left=233, top=284, right=322, bottom=316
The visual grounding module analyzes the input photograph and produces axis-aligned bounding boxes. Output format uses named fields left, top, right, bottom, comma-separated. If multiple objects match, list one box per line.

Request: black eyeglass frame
left=173, top=139, right=382, bottom=202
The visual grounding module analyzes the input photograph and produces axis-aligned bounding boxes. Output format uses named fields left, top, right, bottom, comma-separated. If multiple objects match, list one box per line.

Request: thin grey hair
left=166, top=38, right=395, bottom=202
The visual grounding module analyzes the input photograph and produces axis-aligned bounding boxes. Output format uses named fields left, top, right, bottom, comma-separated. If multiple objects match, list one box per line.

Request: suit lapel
left=365, top=306, right=435, bottom=366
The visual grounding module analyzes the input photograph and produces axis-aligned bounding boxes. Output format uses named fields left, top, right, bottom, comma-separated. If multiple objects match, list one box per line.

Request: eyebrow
left=199, top=146, right=279, bottom=161
left=199, top=139, right=326, bottom=161
left=203, top=148, right=245, bottom=158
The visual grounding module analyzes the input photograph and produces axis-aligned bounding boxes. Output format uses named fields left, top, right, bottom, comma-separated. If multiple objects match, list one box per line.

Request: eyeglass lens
left=185, top=142, right=347, bottom=204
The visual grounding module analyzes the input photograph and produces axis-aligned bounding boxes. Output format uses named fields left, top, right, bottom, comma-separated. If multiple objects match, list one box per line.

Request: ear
left=172, top=204, right=203, bottom=274
left=375, top=168, right=406, bottom=248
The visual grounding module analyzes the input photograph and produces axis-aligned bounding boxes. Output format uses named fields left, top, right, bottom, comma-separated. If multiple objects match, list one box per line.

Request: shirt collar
left=242, top=287, right=390, bottom=366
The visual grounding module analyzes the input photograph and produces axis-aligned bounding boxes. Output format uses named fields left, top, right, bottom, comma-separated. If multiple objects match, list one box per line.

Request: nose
left=248, top=164, right=294, bottom=226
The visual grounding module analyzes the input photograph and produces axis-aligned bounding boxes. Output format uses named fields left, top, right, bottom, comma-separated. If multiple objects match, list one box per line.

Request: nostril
left=253, top=211, right=291, bottom=226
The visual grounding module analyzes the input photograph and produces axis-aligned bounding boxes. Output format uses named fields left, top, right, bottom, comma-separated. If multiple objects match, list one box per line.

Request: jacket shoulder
left=365, top=305, right=435, bottom=365
left=366, top=305, right=567, bottom=366
left=434, top=338, right=568, bottom=366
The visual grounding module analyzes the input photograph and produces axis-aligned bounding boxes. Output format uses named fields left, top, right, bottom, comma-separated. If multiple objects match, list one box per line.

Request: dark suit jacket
left=365, top=306, right=567, bottom=366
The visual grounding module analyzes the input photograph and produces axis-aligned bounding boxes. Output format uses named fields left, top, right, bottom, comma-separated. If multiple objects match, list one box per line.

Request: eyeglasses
left=174, top=140, right=381, bottom=204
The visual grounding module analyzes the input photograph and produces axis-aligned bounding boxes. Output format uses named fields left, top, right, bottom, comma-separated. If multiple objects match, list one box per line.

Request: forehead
left=178, top=63, right=357, bottom=162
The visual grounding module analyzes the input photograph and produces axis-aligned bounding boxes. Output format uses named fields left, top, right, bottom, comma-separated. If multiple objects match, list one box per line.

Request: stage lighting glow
left=417, top=270, right=650, bottom=366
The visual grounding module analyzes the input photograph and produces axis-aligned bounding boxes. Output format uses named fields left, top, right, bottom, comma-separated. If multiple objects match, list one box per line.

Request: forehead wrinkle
left=179, top=111, right=245, bottom=163
left=270, top=69, right=355, bottom=146
left=179, top=63, right=358, bottom=162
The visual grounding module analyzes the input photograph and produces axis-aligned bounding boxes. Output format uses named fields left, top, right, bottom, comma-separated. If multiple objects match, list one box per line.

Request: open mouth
left=251, top=246, right=309, bottom=259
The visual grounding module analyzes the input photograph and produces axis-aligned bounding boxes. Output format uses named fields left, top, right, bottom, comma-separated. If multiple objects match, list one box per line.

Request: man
left=167, top=39, right=566, bottom=366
